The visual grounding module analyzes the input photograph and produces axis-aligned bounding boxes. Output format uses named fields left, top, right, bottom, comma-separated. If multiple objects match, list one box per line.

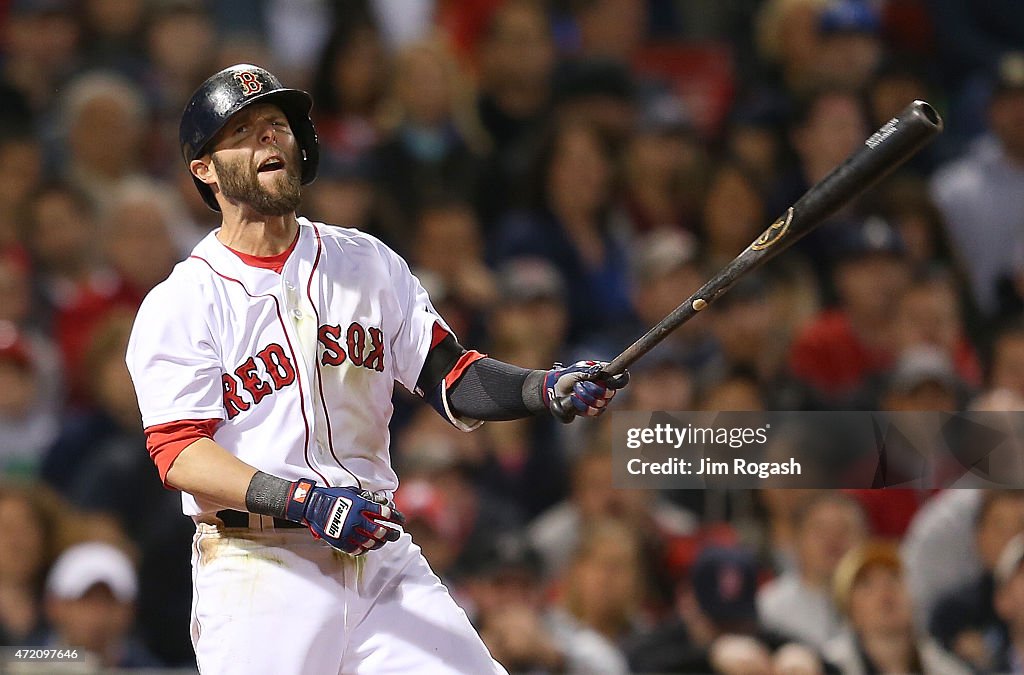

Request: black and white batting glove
left=542, top=360, right=629, bottom=423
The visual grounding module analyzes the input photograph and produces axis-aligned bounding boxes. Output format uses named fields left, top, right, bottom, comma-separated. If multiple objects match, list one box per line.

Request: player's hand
left=285, top=481, right=406, bottom=555
left=542, top=360, right=629, bottom=423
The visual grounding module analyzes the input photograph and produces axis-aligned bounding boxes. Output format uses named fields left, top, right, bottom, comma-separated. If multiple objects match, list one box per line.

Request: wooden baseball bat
left=600, top=100, right=943, bottom=378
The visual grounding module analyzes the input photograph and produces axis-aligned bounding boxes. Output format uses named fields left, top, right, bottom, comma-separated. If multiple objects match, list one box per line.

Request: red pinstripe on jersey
left=190, top=254, right=328, bottom=486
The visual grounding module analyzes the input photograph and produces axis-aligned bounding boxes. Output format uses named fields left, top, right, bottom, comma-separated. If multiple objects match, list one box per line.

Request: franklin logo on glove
left=325, top=497, right=352, bottom=539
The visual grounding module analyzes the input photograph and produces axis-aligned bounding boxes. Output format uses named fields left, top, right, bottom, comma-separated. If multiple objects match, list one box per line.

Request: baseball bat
left=600, top=99, right=943, bottom=378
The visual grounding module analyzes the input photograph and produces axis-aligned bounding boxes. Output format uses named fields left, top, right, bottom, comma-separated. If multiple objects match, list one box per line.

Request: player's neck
left=217, top=210, right=299, bottom=256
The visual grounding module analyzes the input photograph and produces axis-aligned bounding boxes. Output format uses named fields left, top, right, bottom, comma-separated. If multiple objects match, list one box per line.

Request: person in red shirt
left=790, top=217, right=912, bottom=406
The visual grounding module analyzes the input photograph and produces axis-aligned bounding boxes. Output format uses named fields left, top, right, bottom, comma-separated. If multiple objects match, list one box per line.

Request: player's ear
left=190, top=156, right=216, bottom=185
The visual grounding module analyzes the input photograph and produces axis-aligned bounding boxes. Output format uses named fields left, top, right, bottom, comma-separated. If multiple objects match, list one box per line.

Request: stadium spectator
left=310, top=8, right=390, bottom=165
left=58, top=72, right=150, bottom=214
left=930, top=53, right=1024, bottom=318
left=628, top=229, right=717, bottom=372
left=20, top=183, right=101, bottom=331
left=812, top=0, right=884, bottom=92
left=549, top=58, right=638, bottom=149
left=928, top=0, right=1024, bottom=143
left=789, top=217, right=912, bottom=407
left=410, top=200, right=497, bottom=343
left=571, top=0, right=647, bottom=65
left=0, top=323, right=59, bottom=474
left=473, top=0, right=558, bottom=227
left=53, top=179, right=188, bottom=404
left=768, top=88, right=871, bottom=281
left=698, top=370, right=768, bottom=412
left=1, top=0, right=81, bottom=113
left=986, top=321, right=1024, bottom=399
left=38, top=307, right=199, bottom=665
left=0, top=132, right=44, bottom=252
left=754, top=0, right=829, bottom=96
left=0, top=252, right=63, bottom=444
left=702, top=274, right=794, bottom=397
left=992, top=533, right=1024, bottom=671
left=371, top=38, right=486, bottom=248
left=618, top=95, right=699, bottom=237
left=42, top=541, right=162, bottom=669
left=142, top=0, right=219, bottom=174
left=620, top=350, right=695, bottom=413
left=626, top=544, right=826, bottom=674
left=475, top=415, right=569, bottom=521
left=547, top=519, right=642, bottom=674
left=393, top=408, right=524, bottom=582
left=487, top=256, right=569, bottom=369
left=902, top=490, right=984, bottom=630
left=469, top=533, right=569, bottom=672
left=755, top=489, right=825, bottom=574
left=300, top=153, right=378, bottom=234
left=893, top=270, right=979, bottom=364
left=929, top=490, right=1024, bottom=671
left=700, top=159, right=767, bottom=269
left=77, top=0, right=148, bottom=79
left=927, top=1, right=1024, bottom=88
left=872, top=176, right=963, bottom=275
left=529, top=444, right=697, bottom=579
left=757, top=491, right=868, bottom=650
left=879, top=345, right=965, bottom=412
left=491, top=118, right=634, bottom=349
left=394, top=478, right=470, bottom=585
left=719, top=95, right=789, bottom=196
left=0, top=480, right=64, bottom=646
left=824, top=540, right=970, bottom=674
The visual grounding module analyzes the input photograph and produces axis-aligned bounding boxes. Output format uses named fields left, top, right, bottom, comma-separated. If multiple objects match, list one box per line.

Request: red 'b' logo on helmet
left=234, top=71, right=263, bottom=96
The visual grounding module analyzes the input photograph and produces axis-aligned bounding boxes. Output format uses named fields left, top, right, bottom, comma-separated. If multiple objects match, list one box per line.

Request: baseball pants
left=189, top=520, right=508, bottom=674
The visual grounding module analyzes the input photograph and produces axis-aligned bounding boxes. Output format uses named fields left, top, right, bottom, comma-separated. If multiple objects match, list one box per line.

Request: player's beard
left=213, top=152, right=301, bottom=216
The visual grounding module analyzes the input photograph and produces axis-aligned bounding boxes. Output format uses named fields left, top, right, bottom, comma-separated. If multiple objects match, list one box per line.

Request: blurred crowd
left=1, top=0, right=1024, bottom=672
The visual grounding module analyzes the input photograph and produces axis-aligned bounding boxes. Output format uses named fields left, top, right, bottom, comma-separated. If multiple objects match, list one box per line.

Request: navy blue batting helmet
left=179, top=64, right=319, bottom=211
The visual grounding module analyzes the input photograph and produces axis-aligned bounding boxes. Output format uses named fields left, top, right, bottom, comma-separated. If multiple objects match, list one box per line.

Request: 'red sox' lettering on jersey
left=316, top=322, right=386, bottom=371
left=225, top=324, right=386, bottom=419
left=222, top=343, right=296, bottom=419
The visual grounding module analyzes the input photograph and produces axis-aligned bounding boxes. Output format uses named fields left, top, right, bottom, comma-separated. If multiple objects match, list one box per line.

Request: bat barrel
left=789, top=100, right=941, bottom=233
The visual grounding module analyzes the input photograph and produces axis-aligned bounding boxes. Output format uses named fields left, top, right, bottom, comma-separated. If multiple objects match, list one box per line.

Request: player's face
left=210, top=104, right=302, bottom=216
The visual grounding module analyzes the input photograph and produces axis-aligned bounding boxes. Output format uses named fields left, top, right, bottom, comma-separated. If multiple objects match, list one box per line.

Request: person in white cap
left=43, top=541, right=161, bottom=669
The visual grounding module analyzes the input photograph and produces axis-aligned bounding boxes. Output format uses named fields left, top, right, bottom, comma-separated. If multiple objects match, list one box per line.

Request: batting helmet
left=179, top=64, right=319, bottom=211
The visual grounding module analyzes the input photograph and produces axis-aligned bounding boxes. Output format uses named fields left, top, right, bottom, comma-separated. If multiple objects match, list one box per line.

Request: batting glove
left=542, top=360, right=629, bottom=423
left=284, top=480, right=406, bottom=556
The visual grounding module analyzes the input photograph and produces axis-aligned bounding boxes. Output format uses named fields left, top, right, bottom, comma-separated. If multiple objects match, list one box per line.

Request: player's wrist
left=522, top=369, right=547, bottom=416
left=244, top=471, right=315, bottom=522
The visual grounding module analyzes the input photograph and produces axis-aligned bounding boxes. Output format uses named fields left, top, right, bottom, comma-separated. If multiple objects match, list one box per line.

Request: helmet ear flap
left=179, top=64, right=319, bottom=212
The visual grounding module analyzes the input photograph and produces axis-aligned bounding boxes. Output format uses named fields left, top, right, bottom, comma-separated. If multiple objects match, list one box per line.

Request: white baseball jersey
left=126, top=217, right=449, bottom=515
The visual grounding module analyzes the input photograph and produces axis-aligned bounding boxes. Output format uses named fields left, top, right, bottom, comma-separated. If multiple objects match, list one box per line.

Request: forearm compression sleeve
left=446, top=358, right=547, bottom=420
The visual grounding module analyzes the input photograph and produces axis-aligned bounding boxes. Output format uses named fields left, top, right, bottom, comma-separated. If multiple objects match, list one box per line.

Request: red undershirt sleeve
left=144, top=419, right=221, bottom=486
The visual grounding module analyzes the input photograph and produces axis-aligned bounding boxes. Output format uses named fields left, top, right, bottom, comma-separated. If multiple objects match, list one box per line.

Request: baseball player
left=125, top=64, right=628, bottom=674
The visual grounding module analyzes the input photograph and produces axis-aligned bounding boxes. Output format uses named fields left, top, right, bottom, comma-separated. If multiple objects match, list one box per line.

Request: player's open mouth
left=257, top=157, right=286, bottom=173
